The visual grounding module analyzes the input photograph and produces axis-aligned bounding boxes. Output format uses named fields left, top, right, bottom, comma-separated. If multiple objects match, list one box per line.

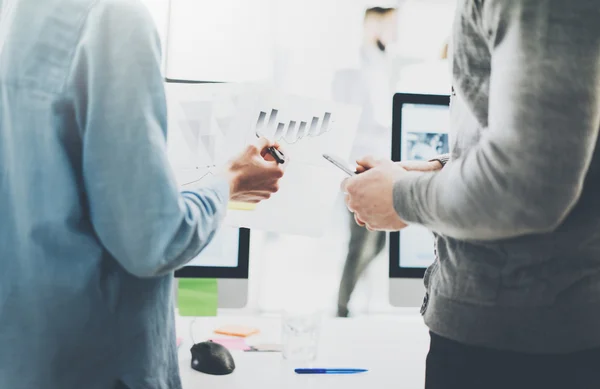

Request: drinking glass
left=281, top=310, right=321, bottom=362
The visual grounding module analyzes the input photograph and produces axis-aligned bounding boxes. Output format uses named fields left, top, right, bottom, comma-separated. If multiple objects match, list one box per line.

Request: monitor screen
left=165, top=80, right=250, bottom=279
left=390, top=94, right=450, bottom=277
left=400, top=103, right=450, bottom=269
left=174, top=226, right=250, bottom=279
left=186, top=226, right=240, bottom=268
left=401, top=104, right=450, bottom=162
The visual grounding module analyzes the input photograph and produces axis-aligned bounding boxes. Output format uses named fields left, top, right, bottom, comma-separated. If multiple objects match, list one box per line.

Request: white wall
left=396, top=0, right=455, bottom=60
left=140, top=0, right=454, bottom=91
left=165, top=0, right=274, bottom=82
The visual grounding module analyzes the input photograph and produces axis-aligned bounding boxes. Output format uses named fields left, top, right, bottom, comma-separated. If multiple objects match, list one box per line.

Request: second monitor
left=174, top=227, right=250, bottom=309
left=389, top=93, right=451, bottom=307
left=165, top=79, right=251, bottom=309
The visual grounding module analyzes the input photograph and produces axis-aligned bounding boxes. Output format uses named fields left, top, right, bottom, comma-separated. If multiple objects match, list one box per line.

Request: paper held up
left=164, top=83, right=360, bottom=237
left=223, top=161, right=350, bottom=237
left=222, top=89, right=360, bottom=237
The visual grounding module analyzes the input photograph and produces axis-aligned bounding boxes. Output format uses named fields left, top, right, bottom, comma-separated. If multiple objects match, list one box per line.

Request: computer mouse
left=190, top=341, right=236, bottom=376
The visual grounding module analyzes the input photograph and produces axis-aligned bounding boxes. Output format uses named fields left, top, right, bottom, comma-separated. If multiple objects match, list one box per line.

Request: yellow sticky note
left=228, top=201, right=257, bottom=211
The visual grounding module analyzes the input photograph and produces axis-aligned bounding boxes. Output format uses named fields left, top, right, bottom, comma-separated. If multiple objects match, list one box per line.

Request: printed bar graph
left=254, top=110, right=334, bottom=143
left=256, top=111, right=267, bottom=128
left=274, top=123, right=285, bottom=140
left=284, top=121, right=297, bottom=143
left=267, top=109, right=278, bottom=129
left=309, top=117, right=319, bottom=136
left=321, top=112, right=332, bottom=135
left=297, top=121, right=308, bottom=140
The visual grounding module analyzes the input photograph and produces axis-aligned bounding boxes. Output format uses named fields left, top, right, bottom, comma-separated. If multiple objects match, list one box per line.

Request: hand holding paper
left=222, top=88, right=361, bottom=237
left=165, top=83, right=360, bottom=237
left=222, top=137, right=286, bottom=204
left=342, top=157, right=408, bottom=232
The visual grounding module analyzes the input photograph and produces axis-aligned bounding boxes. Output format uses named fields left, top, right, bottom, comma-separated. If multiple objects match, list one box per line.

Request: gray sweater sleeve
left=393, top=0, right=600, bottom=241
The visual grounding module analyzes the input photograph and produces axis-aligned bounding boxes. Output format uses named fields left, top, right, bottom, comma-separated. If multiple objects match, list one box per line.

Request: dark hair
left=365, top=7, right=396, bottom=18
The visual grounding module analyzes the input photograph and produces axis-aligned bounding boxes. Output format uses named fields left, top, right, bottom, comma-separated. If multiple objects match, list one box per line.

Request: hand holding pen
left=262, top=143, right=286, bottom=165
left=223, top=138, right=287, bottom=204
left=255, top=133, right=286, bottom=165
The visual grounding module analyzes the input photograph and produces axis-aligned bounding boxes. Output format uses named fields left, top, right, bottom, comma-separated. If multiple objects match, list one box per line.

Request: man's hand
left=224, top=138, right=286, bottom=203
left=355, top=158, right=442, bottom=174
left=342, top=156, right=409, bottom=231
left=397, top=159, right=442, bottom=172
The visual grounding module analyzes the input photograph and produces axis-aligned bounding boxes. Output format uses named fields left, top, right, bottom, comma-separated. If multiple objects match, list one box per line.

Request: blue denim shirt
left=0, top=0, right=229, bottom=388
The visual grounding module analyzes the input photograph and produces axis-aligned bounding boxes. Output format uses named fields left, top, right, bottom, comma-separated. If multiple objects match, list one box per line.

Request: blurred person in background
left=331, top=6, right=398, bottom=317
left=396, top=38, right=451, bottom=95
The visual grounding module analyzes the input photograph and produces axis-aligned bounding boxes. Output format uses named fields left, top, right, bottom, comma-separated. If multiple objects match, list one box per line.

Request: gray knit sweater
left=394, top=0, right=600, bottom=353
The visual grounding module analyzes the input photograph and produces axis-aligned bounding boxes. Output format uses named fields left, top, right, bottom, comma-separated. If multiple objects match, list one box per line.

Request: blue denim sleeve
left=67, top=0, right=229, bottom=277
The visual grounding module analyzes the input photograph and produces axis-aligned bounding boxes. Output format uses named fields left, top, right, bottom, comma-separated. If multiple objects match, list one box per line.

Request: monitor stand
left=389, top=278, right=426, bottom=308
left=217, top=279, right=248, bottom=309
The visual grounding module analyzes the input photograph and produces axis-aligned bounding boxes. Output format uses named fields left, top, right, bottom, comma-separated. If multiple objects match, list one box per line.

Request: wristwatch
left=428, top=154, right=450, bottom=167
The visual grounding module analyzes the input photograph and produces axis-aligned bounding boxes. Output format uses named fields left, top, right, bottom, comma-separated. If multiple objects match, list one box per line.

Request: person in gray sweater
left=343, top=0, right=600, bottom=388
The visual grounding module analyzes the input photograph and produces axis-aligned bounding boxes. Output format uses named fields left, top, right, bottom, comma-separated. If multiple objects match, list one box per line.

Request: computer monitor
left=165, top=80, right=249, bottom=309
left=389, top=93, right=450, bottom=307
left=174, top=227, right=250, bottom=309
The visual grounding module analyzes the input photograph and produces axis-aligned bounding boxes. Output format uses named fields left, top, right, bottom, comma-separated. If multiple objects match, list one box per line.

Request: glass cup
left=281, top=310, right=321, bottom=362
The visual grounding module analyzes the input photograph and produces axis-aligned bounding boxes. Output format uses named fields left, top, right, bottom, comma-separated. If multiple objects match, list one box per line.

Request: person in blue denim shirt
left=0, top=0, right=284, bottom=388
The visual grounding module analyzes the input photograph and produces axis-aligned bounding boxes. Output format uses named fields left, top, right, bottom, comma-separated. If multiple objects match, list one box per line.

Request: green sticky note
left=178, top=278, right=218, bottom=317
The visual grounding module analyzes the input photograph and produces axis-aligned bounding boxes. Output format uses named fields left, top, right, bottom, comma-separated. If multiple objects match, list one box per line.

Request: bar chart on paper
left=223, top=91, right=361, bottom=236
left=166, top=84, right=361, bottom=236
left=255, top=109, right=334, bottom=144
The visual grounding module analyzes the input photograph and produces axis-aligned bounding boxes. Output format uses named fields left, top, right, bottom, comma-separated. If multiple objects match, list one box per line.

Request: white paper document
left=165, top=82, right=247, bottom=186
left=165, top=83, right=360, bottom=237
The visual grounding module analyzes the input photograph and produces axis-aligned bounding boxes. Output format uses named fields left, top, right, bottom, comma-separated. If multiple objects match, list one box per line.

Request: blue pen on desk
left=295, top=368, right=368, bottom=375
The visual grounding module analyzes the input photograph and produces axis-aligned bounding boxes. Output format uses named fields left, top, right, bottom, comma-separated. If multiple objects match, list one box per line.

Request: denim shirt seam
left=58, top=0, right=101, bottom=98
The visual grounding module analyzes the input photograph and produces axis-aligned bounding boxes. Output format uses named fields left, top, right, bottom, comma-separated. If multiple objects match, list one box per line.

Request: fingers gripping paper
left=165, top=83, right=360, bottom=237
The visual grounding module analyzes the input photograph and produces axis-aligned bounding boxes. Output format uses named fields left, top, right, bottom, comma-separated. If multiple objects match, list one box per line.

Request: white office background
left=140, top=0, right=454, bottom=315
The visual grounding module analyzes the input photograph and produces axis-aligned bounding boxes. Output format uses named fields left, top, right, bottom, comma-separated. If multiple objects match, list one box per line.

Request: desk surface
left=176, top=313, right=429, bottom=389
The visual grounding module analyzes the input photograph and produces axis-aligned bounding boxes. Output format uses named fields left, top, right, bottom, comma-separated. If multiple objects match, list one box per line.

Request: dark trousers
left=337, top=211, right=386, bottom=317
left=426, top=332, right=600, bottom=389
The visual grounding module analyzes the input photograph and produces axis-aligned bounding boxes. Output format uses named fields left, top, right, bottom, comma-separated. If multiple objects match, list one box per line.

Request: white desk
left=176, top=312, right=429, bottom=389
